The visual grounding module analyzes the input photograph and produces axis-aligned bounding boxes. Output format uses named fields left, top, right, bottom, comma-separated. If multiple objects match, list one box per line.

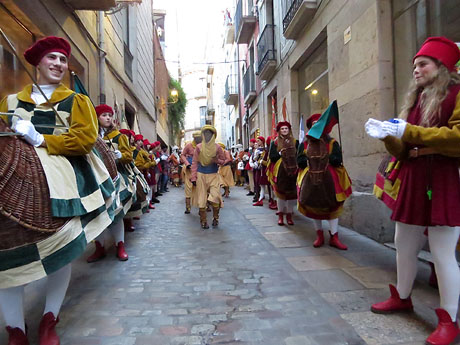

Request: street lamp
left=168, top=88, right=179, bottom=105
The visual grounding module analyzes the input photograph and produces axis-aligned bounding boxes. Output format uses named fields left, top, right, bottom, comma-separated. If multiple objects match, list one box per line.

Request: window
left=199, top=106, right=207, bottom=127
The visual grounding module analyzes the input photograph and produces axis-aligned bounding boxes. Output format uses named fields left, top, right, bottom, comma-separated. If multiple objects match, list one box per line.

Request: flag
left=282, top=98, right=287, bottom=121
left=298, top=114, right=305, bottom=142
left=271, top=96, right=277, bottom=138
left=307, top=100, right=339, bottom=139
left=72, top=72, right=91, bottom=101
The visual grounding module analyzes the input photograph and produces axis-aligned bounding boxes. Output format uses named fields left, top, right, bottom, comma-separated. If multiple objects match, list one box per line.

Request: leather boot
left=199, top=208, right=209, bottom=229
left=116, top=241, right=129, bottom=261
left=278, top=212, right=284, bottom=226
left=39, top=312, right=59, bottom=345
left=184, top=198, right=191, bottom=214
left=371, top=284, right=413, bottom=314
left=272, top=200, right=278, bottom=210
left=224, top=187, right=230, bottom=198
left=86, top=241, right=106, bottom=263
left=286, top=213, right=294, bottom=225
left=329, top=231, right=348, bottom=250
left=429, top=262, right=438, bottom=289
left=6, top=326, right=29, bottom=345
left=123, top=218, right=135, bottom=232
left=313, top=230, right=324, bottom=248
left=253, top=199, right=263, bottom=206
left=212, top=206, right=220, bottom=227
left=426, top=308, right=460, bottom=345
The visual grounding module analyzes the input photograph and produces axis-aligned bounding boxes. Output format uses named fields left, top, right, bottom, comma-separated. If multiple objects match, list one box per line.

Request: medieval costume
left=190, top=125, right=226, bottom=229
left=218, top=143, right=234, bottom=198
left=252, top=136, right=272, bottom=206
left=0, top=37, right=114, bottom=345
left=365, top=36, right=460, bottom=345
left=269, top=121, right=299, bottom=225
left=130, top=134, right=152, bottom=219
left=264, top=136, right=277, bottom=210
left=180, top=131, right=201, bottom=214
left=169, top=146, right=181, bottom=187
left=297, top=113, right=352, bottom=250
left=245, top=138, right=256, bottom=196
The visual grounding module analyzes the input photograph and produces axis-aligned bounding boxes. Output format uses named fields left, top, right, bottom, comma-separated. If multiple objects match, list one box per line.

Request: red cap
left=134, top=134, right=143, bottom=142
left=414, top=36, right=460, bottom=72
left=266, top=136, right=272, bottom=147
left=276, top=121, right=291, bottom=132
left=143, top=139, right=150, bottom=147
left=154, top=141, right=161, bottom=147
left=119, top=129, right=131, bottom=136
left=95, top=104, right=114, bottom=116
left=257, top=136, right=265, bottom=144
left=306, top=113, right=321, bottom=129
left=24, top=36, right=71, bottom=66
left=250, top=138, right=256, bottom=143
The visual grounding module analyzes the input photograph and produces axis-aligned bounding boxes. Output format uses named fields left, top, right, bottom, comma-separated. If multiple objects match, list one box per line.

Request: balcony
left=257, top=24, right=276, bottom=81
left=64, top=0, right=116, bottom=10
left=283, top=0, right=318, bottom=40
left=243, top=65, right=256, bottom=105
left=235, top=0, right=257, bottom=44
left=225, top=75, right=239, bottom=106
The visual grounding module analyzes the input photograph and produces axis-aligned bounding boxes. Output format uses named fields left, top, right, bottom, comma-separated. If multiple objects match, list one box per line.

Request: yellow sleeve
left=401, top=92, right=460, bottom=157
left=43, top=94, right=98, bottom=156
left=118, top=134, right=133, bottom=164
left=134, top=150, right=146, bottom=170
left=383, top=136, right=408, bottom=160
left=0, top=96, right=10, bottom=125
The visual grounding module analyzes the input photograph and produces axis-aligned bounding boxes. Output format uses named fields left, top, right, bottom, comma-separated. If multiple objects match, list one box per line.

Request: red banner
left=271, top=96, right=277, bottom=138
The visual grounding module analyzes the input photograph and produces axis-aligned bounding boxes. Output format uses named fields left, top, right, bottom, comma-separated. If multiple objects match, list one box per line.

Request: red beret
left=134, top=134, right=143, bottom=142
left=154, top=141, right=161, bottom=147
left=250, top=138, right=256, bottom=143
left=276, top=121, right=292, bottom=132
left=129, top=130, right=135, bottom=137
left=414, top=36, right=460, bottom=72
left=95, top=104, right=114, bottom=116
left=119, top=129, right=131, bottom=136
left=266, top=136, right=272, bottom=147
left=143, top=139, right=150, bottom=147
left=306, top=114, right=321, bottom=129
left=24, top=36, right=71, bottom=66
left=257, top=136, right=265, bottom=144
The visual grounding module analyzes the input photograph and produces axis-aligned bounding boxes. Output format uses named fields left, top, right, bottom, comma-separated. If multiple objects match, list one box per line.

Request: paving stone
left=285, top=335, right=317, bottom=345
left=287, top=255, right=356, bottom=271
left=300, top=269, right=365, bottom=292
left=342, top=266, right=396, bottom=289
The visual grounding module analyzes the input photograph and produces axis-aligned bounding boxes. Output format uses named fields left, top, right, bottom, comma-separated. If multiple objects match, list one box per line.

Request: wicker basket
left=93, top=136, right=118, bottom=180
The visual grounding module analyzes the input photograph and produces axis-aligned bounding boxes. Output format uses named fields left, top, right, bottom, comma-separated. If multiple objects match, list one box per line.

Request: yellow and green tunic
left=128, top=147, right=152, bottom=216
left=0, top=84, right=114, bottom=288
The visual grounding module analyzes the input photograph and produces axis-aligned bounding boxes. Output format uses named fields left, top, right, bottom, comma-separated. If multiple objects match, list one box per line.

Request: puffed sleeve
left=191, top=145, right=200, bottom=182
left=118, top=134, right=133, bottom=164
left=269, top=141, right=280, bottom=162
left=44, top=94, right=98, bottom=156
left=0, top=96, right=10, bottom=124
left=215, top=145, right=226, bottom=166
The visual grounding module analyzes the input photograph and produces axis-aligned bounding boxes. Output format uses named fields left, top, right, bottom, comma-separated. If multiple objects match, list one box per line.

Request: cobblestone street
left=1, top=186, right=457, bottom=345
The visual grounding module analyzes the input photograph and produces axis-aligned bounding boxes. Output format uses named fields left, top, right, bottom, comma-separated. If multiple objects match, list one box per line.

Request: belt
left=408, top=147, right=438, bottom=158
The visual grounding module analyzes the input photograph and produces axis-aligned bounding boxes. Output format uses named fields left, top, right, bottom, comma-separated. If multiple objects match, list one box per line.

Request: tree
left=168, top=78, right=187, bottom=145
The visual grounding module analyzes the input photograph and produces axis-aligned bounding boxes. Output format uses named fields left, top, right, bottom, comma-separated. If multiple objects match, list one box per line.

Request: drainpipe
left=236, top=43, right=243, bottom=146
left=98, top=11, right=106, bottom=104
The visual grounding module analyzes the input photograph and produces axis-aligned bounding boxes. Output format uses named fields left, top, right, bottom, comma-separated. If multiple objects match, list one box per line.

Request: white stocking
left=44, top=264, right=71, bottom=317
left=109, top=220, right=125, bottom=244
left=395, top=222, right=427, bottom=299
left=313, top=219, right=322, bottom=231
left=259, top=186, right=265, bottom=201
left=277, top=199, right=287, bottom=213
left=0, top=285, right=25, bottom=331
left=328, top=218, right=339, bottom=235
left=428, top=226, right=460, bottom=322
left=147, top=188, right=153, bottom=202
left=286, top=199, right=295, bottom=214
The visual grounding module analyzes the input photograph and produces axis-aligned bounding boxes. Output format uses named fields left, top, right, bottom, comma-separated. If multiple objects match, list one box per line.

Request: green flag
left=72, top=72, right=94, bottom=105
left=307, top=100, right=339, bottom=139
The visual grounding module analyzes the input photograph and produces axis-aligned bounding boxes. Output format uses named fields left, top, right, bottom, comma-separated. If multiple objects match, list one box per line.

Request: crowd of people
left=0, top=34, right=459, bottom=345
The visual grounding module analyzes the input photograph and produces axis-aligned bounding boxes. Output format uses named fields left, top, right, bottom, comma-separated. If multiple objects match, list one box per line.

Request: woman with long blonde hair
left=365, top=36, right=460, bottom=345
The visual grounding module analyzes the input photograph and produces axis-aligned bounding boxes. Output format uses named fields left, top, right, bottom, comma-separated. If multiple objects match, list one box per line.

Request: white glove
left=113, top=150, right=122, bottom=159
left=253, top=162, right=259, bottom=169
left=161, top=154, right=168, bottom=161
left=365, top=118, right=387, bottom=139
left=155, top=158, right=160, bottom=164
left=382, top=119, right=407, bottom=139
left=12, top=120, right=44, bottom=147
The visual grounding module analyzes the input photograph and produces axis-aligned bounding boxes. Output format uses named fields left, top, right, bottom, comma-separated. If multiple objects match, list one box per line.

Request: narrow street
left=1, top=186, right=451, bottom=345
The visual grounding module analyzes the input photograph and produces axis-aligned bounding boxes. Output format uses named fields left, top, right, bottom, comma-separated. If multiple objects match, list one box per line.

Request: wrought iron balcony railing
left=257, top=24, right=275, bottom=74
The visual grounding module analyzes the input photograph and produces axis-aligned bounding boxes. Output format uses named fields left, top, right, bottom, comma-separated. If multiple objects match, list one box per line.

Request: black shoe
left=212, top=219, right=218, bottom=227
left=151, top=198, right=160, bottom=203
left=164, top=189, right=169, bottom=192
left=156, top=192, right=163, bottom=196
left=246, top=191, right=255, bottom=196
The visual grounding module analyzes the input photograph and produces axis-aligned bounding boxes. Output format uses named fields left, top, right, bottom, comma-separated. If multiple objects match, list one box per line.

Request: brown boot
left=184, top=198, right=191, bottom=214
left=199, top=208, right=209, bottom=229
left=212, top=206, right=220, bottom=227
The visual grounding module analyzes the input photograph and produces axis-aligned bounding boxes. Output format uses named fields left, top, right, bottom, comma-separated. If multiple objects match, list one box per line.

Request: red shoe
left=6, top=326, right=29, bottom=345
left=286, top=213, right=294, bottom=225
left=426, top=309, right=460, bottom=345
left=329, top=231, right=348, bottom=250
left=149, top=203, right=155, bottom=210
left=116, top=241, right=129, bottom=261
left=269, top=200, right=278, bottom=210
left=278, top=212, right=284, bottom=226
left=371, top=284, right=413, bottom=314
left=123, top=218, right=135, bottom=232
left=253, top=200, right=263, bottom=206
left=313, top=230, right=324, bottom=248
left=86, top=241, right=106, bottom=263
left=39, top=312, right=59, bottom=345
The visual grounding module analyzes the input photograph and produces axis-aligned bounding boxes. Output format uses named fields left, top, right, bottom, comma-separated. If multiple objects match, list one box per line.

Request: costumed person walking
left=190, top=125, right=226, bottom=229
left=245, top=138, right=256, bottom=196
left=0, top=36, right=115, bottom=345
left=180, top=131, right=201, bottom=214
left=264, top=136, right=277, bottom=210
left=297, top=112, right=352, bottom=250
left=87, top=104, right=137, bottom=262
left=169, top=146, right=181, bottom=187
left=365, top=36, right=460, bottom=345
left=218, top=142, right=234, bottom=198
left=252, top=136, right=272, bottom=206
left=269, top=122, right=299, bottom=225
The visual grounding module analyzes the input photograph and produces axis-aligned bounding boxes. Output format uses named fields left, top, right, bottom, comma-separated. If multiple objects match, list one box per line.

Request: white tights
left=258, top=186, right=265, bottom=201
left=395, top=222, right=460, bottom=321
left=277, top=199, right=296, bottom=214
left=0, top=264, right=71, bottom=331
left=313, top=218, right=339, bottom=235
left=95, top=220, right=124, bottom=246
left=147, top=188, right=153, bottom=202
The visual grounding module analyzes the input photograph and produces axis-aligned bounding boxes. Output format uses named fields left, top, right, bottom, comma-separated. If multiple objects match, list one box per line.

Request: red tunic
left=391, top=84, right=460, bottom=226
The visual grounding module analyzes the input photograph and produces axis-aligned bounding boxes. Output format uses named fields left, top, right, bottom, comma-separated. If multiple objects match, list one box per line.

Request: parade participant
left=245, top=138, right=256, bottom=196
left=265, top=136, right=277, bottom=210
left=190, top=125, right=226, bottom=229
left=218, top=142, right=234, bottom=198
left=0, top=36, right=114, bottom=345
left=149, top=141, right=161, bottom=203
left=181, top=131, right=201, bottom=214
left=169, top=146, right=181, bottom=187
left=365, top=36, right=460, bottom=345
left=87, top=104, right=136, bottom=262
left=253, top=136, right=272, bottom=206
left=249, top=140, right=263, bottom=204
left=297, top=113, right=352, bottom=250
left=143, top=139, right=157, bottom=210
left=131, top=134, right=154, bottom=218
left=159, top=146, right=170, bottom=192
left=269, top=121, right=298, bottom=225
